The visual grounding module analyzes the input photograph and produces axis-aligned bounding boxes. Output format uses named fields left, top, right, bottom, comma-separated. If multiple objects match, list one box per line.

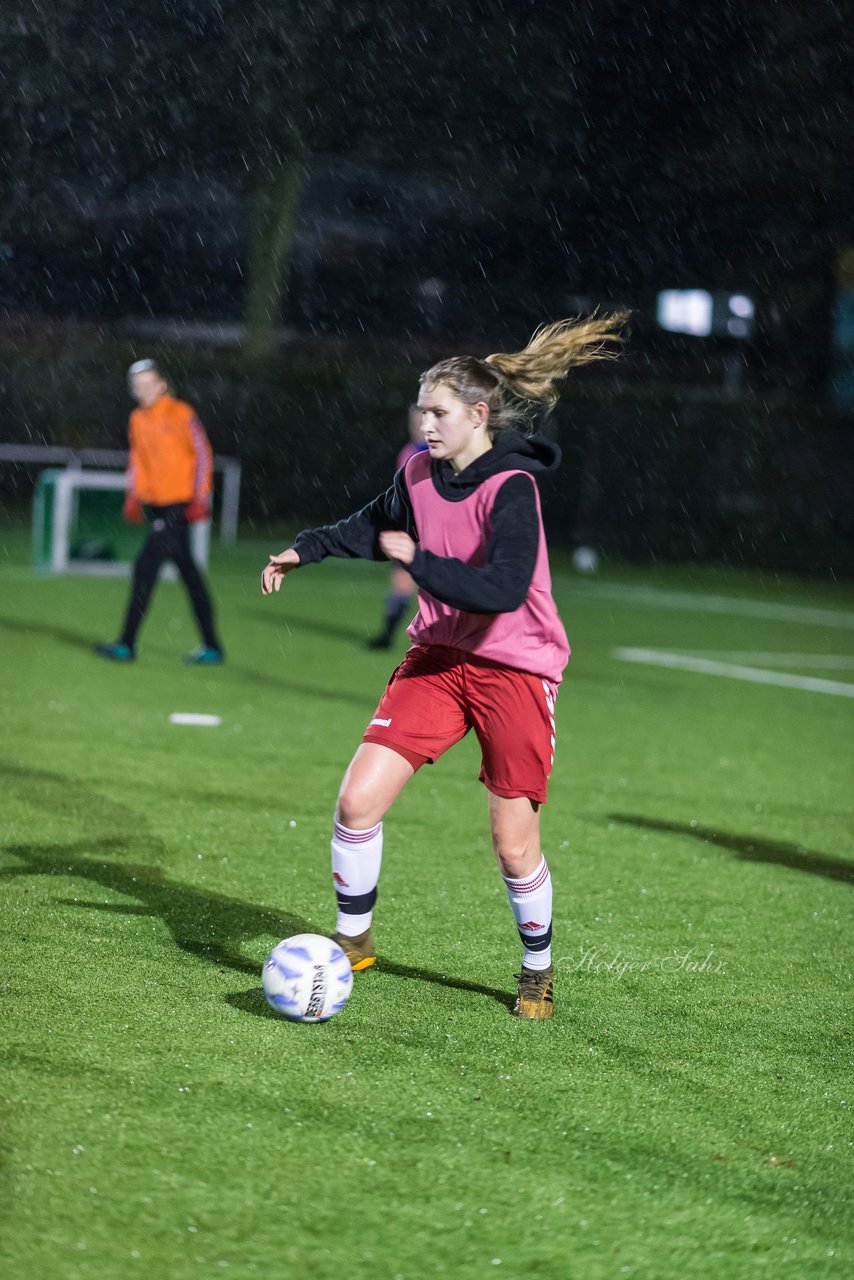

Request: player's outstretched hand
left=123, top=494, right=144, bottom=525
left=185, top=499, right=210, bottom=524
left=379, top=530, right=416, bottom=566
left=262, top=548, right=301, bottom=594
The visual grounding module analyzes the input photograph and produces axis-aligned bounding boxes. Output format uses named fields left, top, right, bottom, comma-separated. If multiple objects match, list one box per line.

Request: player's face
left=417, top=383, right=490, bottom=471
left=131, top=371, right=167, bottom=408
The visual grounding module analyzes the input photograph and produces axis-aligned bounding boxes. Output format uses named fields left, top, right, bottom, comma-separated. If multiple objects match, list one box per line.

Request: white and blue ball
left=571, top=545, right=600, bottom=575
left=262, top=933, right=353, bottom=1023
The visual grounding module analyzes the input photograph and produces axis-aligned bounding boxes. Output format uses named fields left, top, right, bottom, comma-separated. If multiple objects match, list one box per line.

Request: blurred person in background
left=366, top=405, right=429, bottom=650
left=94, top=359, right=224, bottom=664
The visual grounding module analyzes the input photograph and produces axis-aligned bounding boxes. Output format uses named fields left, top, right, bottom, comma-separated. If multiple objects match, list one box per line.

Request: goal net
left=32, top=469, right=210, bottom=575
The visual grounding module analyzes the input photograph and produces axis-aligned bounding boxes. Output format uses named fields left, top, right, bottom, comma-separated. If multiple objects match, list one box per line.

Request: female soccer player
left=261, top=315, right=625, bottom=1018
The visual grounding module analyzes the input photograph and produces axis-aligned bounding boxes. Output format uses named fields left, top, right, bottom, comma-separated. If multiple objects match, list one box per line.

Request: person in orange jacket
left=94, top=359, right=224, bottom=663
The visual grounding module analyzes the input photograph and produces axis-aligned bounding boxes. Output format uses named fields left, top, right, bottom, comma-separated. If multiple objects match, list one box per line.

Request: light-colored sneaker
left=331, top=928, right=376, bottom=972
left=513, top=965, right=554, bottom=1019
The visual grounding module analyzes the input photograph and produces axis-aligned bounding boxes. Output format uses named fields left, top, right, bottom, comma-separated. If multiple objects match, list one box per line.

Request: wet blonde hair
left=420, top=312, right=628, bottom=433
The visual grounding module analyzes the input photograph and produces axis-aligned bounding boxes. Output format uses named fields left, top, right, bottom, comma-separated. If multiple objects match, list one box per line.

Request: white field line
left=660, top=650, right=854, bottom=670
left=568, top=582, right=854, bottom=630
left=169, top=713, right=222, bottom=726
left=613, top=647, right=854, bottom=698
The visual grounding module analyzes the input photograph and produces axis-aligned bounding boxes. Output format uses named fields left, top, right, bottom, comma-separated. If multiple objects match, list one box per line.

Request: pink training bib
left=404, top=450, right=570, bottom=684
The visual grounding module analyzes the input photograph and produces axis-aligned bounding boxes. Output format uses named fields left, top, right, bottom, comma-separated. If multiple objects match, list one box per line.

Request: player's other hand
left=185, top=500, right=209, bottom=524
left=123, top=494, right=144, bottom=525
left=262, top=548, right=301, bottom=594
left=379, top=531, right=416, bottom=566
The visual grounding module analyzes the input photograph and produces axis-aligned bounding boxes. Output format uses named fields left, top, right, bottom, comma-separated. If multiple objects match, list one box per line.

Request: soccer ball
left=571, top=545, right=600, bottom=575
left=262, top=933, right=353, bottom=1023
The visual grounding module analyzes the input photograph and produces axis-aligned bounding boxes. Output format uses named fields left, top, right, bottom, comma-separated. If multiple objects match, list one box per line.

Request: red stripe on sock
left=333, top=822, right=382, bottom=844
left=504, top=861, right=549, bottom=894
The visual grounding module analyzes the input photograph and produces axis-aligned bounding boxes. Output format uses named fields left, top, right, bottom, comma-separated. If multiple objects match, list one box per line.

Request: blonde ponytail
left=421, top=311, right=628, bottom=433
left=486, top=313, right=628, bottom=409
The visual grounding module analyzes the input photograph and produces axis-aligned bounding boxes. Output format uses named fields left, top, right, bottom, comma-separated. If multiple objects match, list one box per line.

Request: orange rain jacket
left=127, top=394, right=213, bottom=507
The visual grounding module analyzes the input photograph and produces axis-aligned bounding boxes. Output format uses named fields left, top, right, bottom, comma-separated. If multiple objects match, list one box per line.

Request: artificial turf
left=1, top=526, right=852, bottom=1279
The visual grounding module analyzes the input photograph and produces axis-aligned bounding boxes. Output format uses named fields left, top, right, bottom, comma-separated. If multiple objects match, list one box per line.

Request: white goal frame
left=0, top=444, right=241, bottom=542
left=34, top=468, right=211, bottom=576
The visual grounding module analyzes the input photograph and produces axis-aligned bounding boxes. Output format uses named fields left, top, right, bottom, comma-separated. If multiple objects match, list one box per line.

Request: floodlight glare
left=656, top=289, right=713, bottom=337
left=729, top=295, right=754, bottom=319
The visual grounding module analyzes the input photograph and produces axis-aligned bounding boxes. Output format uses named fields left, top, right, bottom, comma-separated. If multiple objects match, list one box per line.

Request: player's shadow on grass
left=218, top=660, right=373, bottom=708
left=0, top=614, right=188, bottom=660
left=0, top=614, right=369, bottom=706
left=0, top=837, right=312, bottom=976
left=608, top=813, right=854, bottom=885
left=252, top=608, right=372, bottom=645
left=379, top=960, right=515, bottom=1012
left=1, top=760, right=513, bottom=1013
left=0, top=614, right=96, bottom=652
left=225, top=959, right=514, bottom=1019
left=0, top=760, right=307, bottom=975
left=0, top=837, right=514, bottom=1015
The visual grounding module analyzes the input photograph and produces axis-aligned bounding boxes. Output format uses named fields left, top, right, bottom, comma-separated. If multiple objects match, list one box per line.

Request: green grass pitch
left=1, top=527, right=852, bottom=1279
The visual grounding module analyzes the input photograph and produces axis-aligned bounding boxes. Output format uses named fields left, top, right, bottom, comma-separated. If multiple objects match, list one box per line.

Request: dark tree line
left=1, top=0, right=852, bottom=387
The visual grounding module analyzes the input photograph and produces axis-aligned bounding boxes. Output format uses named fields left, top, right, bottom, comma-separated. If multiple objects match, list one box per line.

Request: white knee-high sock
left=502, top=856, right=553, bottom=970
left=331, top=819, right=383, bottom=935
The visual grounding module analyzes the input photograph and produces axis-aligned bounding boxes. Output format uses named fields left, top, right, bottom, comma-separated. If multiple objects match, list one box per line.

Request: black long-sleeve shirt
left=292, top=431, right=560, bottom=615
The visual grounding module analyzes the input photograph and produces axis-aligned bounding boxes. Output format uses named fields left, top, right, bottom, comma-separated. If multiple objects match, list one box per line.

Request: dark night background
left=1, top=0, right=853, bottom=572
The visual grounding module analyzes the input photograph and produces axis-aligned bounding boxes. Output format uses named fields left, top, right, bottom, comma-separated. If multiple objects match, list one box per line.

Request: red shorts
left=362, top=644, right=559, bottom=803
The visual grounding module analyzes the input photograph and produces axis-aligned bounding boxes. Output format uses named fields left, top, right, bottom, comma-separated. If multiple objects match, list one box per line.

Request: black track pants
left=119, top=504, right=220, bottom=650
